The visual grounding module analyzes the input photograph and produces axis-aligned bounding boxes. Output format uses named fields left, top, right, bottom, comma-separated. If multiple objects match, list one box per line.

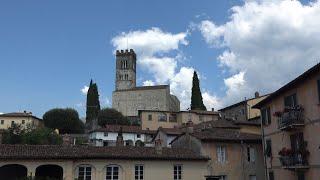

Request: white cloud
left=142, top=80, right=155, bottom=86
left=199, top=0, right=320, bottom=106
left=0, top=112, right=3, bottom=115
left=81, top=86, right=89, bottom=95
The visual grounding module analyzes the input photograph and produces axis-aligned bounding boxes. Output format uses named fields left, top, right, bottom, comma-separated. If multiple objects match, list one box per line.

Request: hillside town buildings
left=0, top=111, right=43, bottom=129
left=253, top=63, right=320, bottom=180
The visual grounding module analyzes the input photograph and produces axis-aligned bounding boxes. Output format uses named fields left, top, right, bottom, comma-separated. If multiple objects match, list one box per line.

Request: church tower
left=115, top=49, right=136, bottom=90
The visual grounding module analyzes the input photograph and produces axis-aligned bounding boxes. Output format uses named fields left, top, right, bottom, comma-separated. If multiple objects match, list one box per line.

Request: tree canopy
left=86, top=80, right=101, bottom=123
left=98, top=108, right=130, bottom=126
left=190, top=71, right=207, bottom=111
left=43, top=108, right=85, bottom=134
left=2, top=124, right=62, bottom=145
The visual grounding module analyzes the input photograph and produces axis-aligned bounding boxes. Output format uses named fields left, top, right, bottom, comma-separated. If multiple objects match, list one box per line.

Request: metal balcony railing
left=278, top=106, right=304, bottom=130
left=279, top=153, right=309, bottom=168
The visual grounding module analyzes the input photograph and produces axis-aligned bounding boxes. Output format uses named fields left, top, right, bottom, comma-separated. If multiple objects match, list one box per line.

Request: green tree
left=98, top=108, right=130, bottom=126
left=86, top=80, right=101, bottom=123
left=43, top=108, right=85, bottom=134
left=2, top=123, right=24, bottom=144
left=190, top=71, right=207, bottom=111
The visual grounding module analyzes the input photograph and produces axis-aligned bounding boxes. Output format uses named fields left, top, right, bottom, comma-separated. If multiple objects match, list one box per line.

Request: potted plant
left=273, top=111, right=283, bottom=117
left=278, top=147, right=292, bottom=166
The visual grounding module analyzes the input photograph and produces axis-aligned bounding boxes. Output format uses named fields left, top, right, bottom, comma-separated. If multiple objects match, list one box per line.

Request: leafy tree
left=98, top=108, right=130, bottom=126
left=190, top=71, right=207, bottom=111
left=86, top=80, right=101, bottom=123
left=2, top=125, right=62, bottom=145
left=43, top=108, right=85, bottom=134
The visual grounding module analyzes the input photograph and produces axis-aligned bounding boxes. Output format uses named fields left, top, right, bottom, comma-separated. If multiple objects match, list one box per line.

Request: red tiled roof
left=90, top=125, right=156, bottom=134
left=159, top=127, right=183, bottom=135
left=0, top=145, right=209, bottom=161
left=193, top=120, right=239, bottom=130
left=0, top=112, right=42, bottom=121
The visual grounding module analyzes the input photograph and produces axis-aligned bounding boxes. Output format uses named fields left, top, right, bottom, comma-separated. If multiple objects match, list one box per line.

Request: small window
left=265, top=139, right=272, bottom=157
left=11, top=121, right=14, bottom=126
left=22, top=120, right=25, bottom=124
left=0, top=120, right=4, bottom=125
left=247, top=147, right=255, bottom=162
left=261, top=107, right=271, bottom=125
left=173, top=165, right=182, bottom=180
left=137, top=134, right=141, bottom=138
left=249, top=175, right=256, bottom=180
left=158, top=113, right=167, bottom=122
left=78, top=165, right=92, bottom=180
left=135, top=165, right=144, bottom=180
left=220, top=175, right=227, bottom=180
left=148, top=114, right=152, bottom=121
left=104, top=132, right=108, bottom=137
left=268, top=171, right=274, bottom=180
left=106, top=165, right=119, bottom=180
left=217, top=146, right=226, bottom=163
left=284, top=93, right=297, bottom=108
left=169, top=113, right=177, bottom=122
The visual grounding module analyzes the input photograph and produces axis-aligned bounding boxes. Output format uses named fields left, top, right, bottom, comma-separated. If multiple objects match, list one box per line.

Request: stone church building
left=112, top=49, right=180, bottom=117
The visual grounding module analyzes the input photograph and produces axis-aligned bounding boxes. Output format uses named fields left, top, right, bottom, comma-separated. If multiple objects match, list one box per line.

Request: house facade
left=0, top=145, right=209, bottom=180
left=171, top=128, right=265, bottom=180
left=89, top=125, right=155, bottom=147
left=0, top=111, right=43, bottom=129
left=139, top=110, right=220, bottom=131
left=253, top=63, right=320, bottom=180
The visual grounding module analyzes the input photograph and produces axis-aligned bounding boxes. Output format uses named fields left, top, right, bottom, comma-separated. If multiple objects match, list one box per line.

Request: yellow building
left=0, top=111, right=43, bottom=129
left=139, top=110, right=220, bottom=131
left=0, top=144, right=209, bottom=180
left=253, top=63, right=320, bottom=180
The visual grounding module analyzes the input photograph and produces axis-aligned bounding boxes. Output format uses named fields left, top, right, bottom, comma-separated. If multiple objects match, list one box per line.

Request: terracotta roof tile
left=0, top=145, right=209, bottom=161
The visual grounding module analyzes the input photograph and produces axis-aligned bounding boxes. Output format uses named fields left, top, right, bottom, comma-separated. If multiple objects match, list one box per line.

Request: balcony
left=279, top=153, right=309, bottom=170
left=277, top=106, right=304, bottom=130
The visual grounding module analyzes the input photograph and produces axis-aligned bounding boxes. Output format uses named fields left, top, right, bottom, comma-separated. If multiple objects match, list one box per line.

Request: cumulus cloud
left=112, top=28, right=219, bottom=110
left=81, top=86, right=89, bottom=95
left=199, top=0, right=320, bottom=106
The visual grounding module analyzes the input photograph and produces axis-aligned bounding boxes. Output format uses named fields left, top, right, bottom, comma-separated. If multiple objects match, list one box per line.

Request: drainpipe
left=261, top=116, right=268, bottom=180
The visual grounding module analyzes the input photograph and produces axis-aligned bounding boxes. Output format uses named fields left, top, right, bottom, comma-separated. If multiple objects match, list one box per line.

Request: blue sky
left=0, top=0, right=317, bottom=118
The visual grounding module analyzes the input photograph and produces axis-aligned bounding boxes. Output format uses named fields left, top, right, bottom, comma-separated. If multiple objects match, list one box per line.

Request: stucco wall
left=0, top=116, right=42, bottom=129
left=0, top=159, right=208, bottom=180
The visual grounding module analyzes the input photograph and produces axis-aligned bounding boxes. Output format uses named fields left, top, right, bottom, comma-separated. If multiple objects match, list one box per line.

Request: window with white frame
left=135, top=164, right=143, bottom=180
left=173, top=165, right=182, bottom=180
left=104, top=132, right=108, bottom=137
left=247, top=146, right=255, bottom=162
left=106, top=165, right=119, bottom=180
left=77, top=165, right=92, bottom=180
left=217, top=146, right=226, bottom=163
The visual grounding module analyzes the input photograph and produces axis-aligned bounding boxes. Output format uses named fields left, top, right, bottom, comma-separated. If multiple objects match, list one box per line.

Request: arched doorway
left=0, top=164, right=27, bottom=180
left=35, top=164, right=63, bottom=180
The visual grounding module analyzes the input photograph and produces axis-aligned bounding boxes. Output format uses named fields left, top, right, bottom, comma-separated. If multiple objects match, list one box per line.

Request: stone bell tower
left=115, top=49, right=136, bottom=90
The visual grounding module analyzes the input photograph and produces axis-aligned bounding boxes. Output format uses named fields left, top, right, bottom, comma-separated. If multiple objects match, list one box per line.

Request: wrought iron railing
left=279, top=153, right=308, bottom=167
left=278, top=106, right=304, bottom=130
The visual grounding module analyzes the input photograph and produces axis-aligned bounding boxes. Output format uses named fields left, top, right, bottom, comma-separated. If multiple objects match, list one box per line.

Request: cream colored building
left=0, top=145, right=209, bottom=180
left=171, top=128, right=265, bottom=180
left=139, top=110, right=220, bottom=131
left=253, top=63, right=320, bottom=180
left=0, top=111, right=43, bottom=129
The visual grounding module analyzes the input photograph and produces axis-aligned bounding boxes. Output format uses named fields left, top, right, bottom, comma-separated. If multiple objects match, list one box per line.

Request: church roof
left=0, top=145, right=209, bottom=161
left=114, top=85, right=169, bottom=92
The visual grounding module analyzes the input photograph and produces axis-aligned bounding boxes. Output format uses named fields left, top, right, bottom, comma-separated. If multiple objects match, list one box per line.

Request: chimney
left=155, top=138, right=162, bottom=154
left=211, top=108, right=215, bottom=112
left=116, top=127, right=124, bottom=146
left=255, top=91, right=260, bottom=98
left=62, top=134, right=72, bottom=146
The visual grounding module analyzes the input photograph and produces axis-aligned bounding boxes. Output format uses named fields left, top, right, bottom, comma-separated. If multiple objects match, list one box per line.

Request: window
left=135, top=165, right=143, bottom=180
left=217, top=146, right=226, bottom=163
left=317, top=80, right=320, bottom=103
left=284, top=93, right=297, bottom=108
left=104, top=132, right=108, bottom=137
left=265, top=139, right=272, bottom=157
left=11, top=121, right=14, bottom=126
left=261, top=107, right=271, bottom=125
left=249, top=175, right=256, bottom=180
left=106, top=165, right=119, bottom=180
left=22, top=120, right=25, bottom=124
left=220, top=175, right=227, bottom=180
left=158, top=113, right=167, bottom=122
left=169, top=113, right=177, bottom=122
left=148, top=114, right=152, bottom=121
left=137, top=134, right=141, bottom=138
left=78, top=165, right=92, bottom=180
left=173, top=165, right=182, bottom=180
left=297, top=172, right=305, bottom=180
left=247, top=147, right=255, bottom=162
left=103, top=141, right=108, bottom=147
left=0, top=120, right=4, bottom=125
left=268, top=172, right=274, bottom=180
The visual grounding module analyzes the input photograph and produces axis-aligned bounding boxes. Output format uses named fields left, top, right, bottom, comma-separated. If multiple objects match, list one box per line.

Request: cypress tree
left=86, top=79, right=101, bottom=123
left=190, top=71, right=207, bottom=111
